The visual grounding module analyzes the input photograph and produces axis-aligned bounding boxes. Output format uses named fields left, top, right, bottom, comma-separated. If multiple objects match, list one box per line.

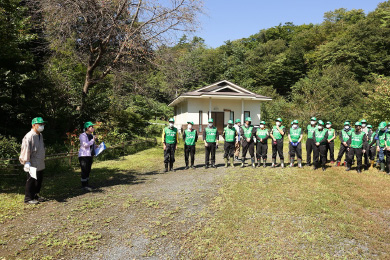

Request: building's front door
left=211, top=112, right=224, bottom=135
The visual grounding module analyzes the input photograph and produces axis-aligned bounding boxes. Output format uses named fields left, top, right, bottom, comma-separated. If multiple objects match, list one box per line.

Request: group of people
left=19, top=117, right=99, bottom=204
left=162, top=117, right=390, bottom=174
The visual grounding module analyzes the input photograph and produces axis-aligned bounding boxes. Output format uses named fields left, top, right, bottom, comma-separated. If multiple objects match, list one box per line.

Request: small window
left=230, top=111, right=234, bottom=121
left=199, top=110, right=202, bottom=132
left=244, top=111, right=250, bottom=120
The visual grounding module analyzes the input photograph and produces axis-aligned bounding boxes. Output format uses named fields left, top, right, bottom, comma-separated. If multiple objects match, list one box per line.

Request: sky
left=195, top=0, right=385, bottom=48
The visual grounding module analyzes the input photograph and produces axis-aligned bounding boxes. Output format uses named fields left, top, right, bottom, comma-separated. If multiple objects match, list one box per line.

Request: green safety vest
left=386, top=132, right=390, bottom=147
left=350, top=131, right=365, bottom=149
left=307, top=125, right=316, bottom=139
left=341, top=130, right=351, bottom=142
left=184, top=129, right=197, bottom=146
left=205, top=127, right=217, bottom=143
left=256, top=128, right=269, bottom=139
left=242, top=125, right=254, bottom=139
left=272, top=126, right=285, bottom=140
left=164, top=127, right=177, bottom=144
left=369, top=131, right=375, bottom=144
left=327, top=128, right=335, bottom=141
left=224, top=127, right=236, bottom=142
left=289, top=128, right=302, bottom=142
left=314, top=129, right=327, bottom=143
left=378, top=131, right=386, bottom=147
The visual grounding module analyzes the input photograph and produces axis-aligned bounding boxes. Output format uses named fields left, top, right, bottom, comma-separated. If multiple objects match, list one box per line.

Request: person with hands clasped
left=240, top=117, right=256, bottom=168
left=183, top=121, right=198, bottom=169
left=376, top=122, right=387, bottom=172
left=203, top=118, right=219, bottom=169
left=255, top=121, right=269, bottom=168
left=288, top=120, right=303, bottom=168
left=162, top=118, right=179, bottom=172
left=270, top=118, right=285, bottom=168
left=306, top=117, right=317, bottom=166
left=313, top=120, right=328, bottom=171
left=346, top=122, right=367, bottom=173
left=222, top=120, right=237, bottom=168
left=19, top=117, right=47, bottom=204
left=336, top=121, right=352, bottom=167
left=326, top=121, right=336, bottom=164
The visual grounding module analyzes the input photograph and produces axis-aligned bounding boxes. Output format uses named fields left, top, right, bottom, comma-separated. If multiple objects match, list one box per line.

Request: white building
left=168, top=80, right=272, bottom=137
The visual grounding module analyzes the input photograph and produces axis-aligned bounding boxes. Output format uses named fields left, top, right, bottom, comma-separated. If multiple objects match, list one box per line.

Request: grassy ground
left=1, top=139, right=390, bottom=259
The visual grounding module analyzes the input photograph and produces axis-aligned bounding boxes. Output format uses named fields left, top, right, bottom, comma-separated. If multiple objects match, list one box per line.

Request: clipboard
left=94, top=142, right=106, bottom=157
left=29, top=167, right=38, bottom=180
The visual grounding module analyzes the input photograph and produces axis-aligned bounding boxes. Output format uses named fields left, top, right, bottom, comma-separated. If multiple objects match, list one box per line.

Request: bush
left=0, top=135, right=20, bottom=160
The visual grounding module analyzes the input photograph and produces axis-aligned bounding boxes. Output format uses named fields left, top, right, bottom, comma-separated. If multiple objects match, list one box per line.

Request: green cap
left=346, top=120, right=351, bottom=123
left=318, top=120, right=324, bottom=125
left=260, top=121, right=265, bottom=125
left=228, top=120, right=233, bottom=124
left=379, top=122, right=386, bottom=130
left=169, top=117, right=174, bottom=122
left=310, top=117, right=317, bottom=121
left=293, top=120, right=298, bottom=124
left=276, top=118, right=282, bottom=122
left=326, top=121, right=332, bottom=125
left=84, top=121, right=95, bottom=130
left=361, top=119, right=367, bottom=123
left=235, top=119, right=241, bottom=123
left=367, top=124, right=372, bottom=128
left=208, top=118, right=214, bottom=123
left=344, top=121, right=350, bottom=126
left=187, top=121, right=194, bottom=125
left=31, top=117, right=47, bottom=125
left=355, top=121, right=362, bottom=126
left=245, top=117, right=252, bottom=122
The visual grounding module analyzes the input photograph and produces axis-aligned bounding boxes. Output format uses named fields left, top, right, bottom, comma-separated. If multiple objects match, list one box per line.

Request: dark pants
left=313, top=144, right=327, bottom=167
left=272, top=139, right=284, bottom=160
left=205, top=142, right=216, bottom=165
left=378, top=147, right=385, bottom=163
left=224, top=142, right=235, bottom=159
left=184, top=144, right=196, bottom=166
left=306, top=138, right=314, bottom=164
left=368, top=146, right=376, bottom=160
left=79, top=156, right=93, bottom=187
left=386, top=150, right=390, bottom=171
left=164, top=143, right=176, bottom=164
left=25, top=170, right=44, bottom=202
left=256, top=142, right=268, bottom=160
left=242, top=141, right=255, bottom=158
left=337, top=144, right=349, bottom=162
left=289, top=142, right=302, bottom=159
left=347, top=148, right=363, bottom=170
left=326, top=141, right=335, bottom=161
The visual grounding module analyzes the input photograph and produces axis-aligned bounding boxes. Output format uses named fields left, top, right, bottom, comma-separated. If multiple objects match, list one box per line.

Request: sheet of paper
left=29, top=167, right=37, bottom=180
left=94, top=142, right=106, bottom=157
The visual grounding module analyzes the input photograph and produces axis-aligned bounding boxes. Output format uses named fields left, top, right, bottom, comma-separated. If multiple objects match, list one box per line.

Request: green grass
left=180, top=159, right=390, bottom=259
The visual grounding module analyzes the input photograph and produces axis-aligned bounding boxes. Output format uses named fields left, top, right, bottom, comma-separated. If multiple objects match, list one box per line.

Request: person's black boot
left=205, top=164, right=209, bottom=169
left=271, top=158, right=276, bottom=168
left=251, top=157, right=255, bottom=168
left=241, top=157, right=245, bottom=168
left=185, top=163, right=189, bottom=170
left=346, top=163, right=351, bottom=171
left=313, top=163, right=317, bottom=170
left=164, top=163, right=168, bottom=172
left=357, top=166, right=361, bottom=173
left=169, top=163, right=175, bottom=172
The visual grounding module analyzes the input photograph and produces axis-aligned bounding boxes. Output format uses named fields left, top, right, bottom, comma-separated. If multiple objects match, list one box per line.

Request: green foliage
left=364, top=75, right=390, bottom=127
left=0, top=135, right=20, bottom=159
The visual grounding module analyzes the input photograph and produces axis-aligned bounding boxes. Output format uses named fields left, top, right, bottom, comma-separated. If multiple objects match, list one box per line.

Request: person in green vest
left=336, top=121, right=352, bottom=167
left=240, top=117, right=256, bottom=168
left=326, top=121, right=336, bottom=164
left=306, top=117, right=317, bottom=166
left=255, top=121, right=269, bottom=167
left=288, top=120, right=303, bottom=168
left=270, top=118, right=286, bottom=168
left=366, top=125, right=377, bottom=169
left=385, top=122, right=390, bottom=174
left=346, top=122, right=367, bottom=173
left=376, top=121, right=387, bottom=172
left=183, top=121, right=198, bottom=170
left=203, top=118, right=219, bottom=169
left=222, top=120, right=238, bottom=168
left=162, top=118, right=179, bottom=172
left=313, top=120, right=328, bottom=171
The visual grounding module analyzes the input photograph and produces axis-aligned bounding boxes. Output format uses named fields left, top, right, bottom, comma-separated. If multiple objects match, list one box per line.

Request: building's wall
left=174, top=98, right=264, bottom=138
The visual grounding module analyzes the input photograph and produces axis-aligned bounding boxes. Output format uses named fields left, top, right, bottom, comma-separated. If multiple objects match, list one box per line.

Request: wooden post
left=69, top=149, right=73, bottom=167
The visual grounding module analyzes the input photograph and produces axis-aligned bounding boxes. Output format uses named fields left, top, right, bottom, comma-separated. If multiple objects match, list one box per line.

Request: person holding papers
left=78, top=121, right=97, bottom=191
left=19, top=117, right=47, bottom=204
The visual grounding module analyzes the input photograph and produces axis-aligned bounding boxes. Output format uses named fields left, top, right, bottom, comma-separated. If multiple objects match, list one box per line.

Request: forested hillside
left=2, top=0, right=390, bottom=157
